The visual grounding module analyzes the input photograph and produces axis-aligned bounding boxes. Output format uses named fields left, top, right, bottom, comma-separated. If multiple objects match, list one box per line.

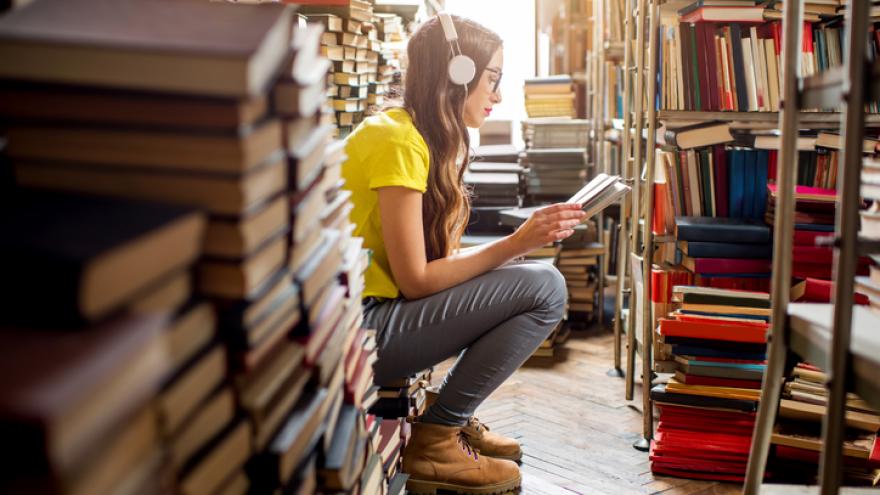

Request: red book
left=792, top=245, right=833, bottom=264
left=674, top=373, right=762, bottom=389
left=679, top=7, right=765, bottom=23
left=695, top=23, right=713, bottom=112
left=685, top=257, right=772, bottom=275
left=659, top=318, right=768, bottom=343
left=792, top=277, right=870, bottom=304
left=768, top=150, right=778, bottom=183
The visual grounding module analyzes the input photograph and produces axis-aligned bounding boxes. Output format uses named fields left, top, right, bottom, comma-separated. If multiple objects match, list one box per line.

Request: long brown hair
left=403, top=16, right=502, bottom=261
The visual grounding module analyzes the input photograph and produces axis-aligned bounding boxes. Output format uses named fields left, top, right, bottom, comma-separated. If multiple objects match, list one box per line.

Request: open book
left=569, top=173, right=631, bottom=219
left=499, top=173, right=630, bottom=227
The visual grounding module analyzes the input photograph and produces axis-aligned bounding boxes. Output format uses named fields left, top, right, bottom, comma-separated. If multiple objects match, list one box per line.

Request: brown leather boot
left=423, top=387, right=523, bottom=462
left=461, top=417, right=523, bottom=462
left=402, top=421, right=521, bottom=494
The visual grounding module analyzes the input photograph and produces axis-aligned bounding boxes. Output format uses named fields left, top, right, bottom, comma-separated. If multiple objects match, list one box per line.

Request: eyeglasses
left=486, top=68, right=503, bottom=94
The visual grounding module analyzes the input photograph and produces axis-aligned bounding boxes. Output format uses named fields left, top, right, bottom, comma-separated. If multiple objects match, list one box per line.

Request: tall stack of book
left=650, top=285, right=770, bottom=482
left=0, top=192, right=206, bottom=495
left=308, top=12, right=371, bottom=138
left=524, top=75, right=577, bottom=118
left=558, top=236, right=604, bottom=324
left=0, top=2, right=382, bottom=493
left=371, top=12, right=406, bottom=108
left=768, top=364, right=880, bottom=486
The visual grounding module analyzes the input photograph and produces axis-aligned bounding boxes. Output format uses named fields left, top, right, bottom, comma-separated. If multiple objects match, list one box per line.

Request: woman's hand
left=509, top=203, right=587, bottom=256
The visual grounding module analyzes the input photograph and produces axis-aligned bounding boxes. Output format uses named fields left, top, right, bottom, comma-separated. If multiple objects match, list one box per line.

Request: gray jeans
left=363, top=260, right=567, bottom=426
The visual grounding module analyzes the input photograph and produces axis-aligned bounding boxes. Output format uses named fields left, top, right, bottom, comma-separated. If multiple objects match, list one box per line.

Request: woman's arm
left=378, top=186, right=586, bottom=300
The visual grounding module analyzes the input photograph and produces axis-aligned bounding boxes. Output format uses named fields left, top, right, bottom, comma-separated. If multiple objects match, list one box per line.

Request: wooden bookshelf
left=744, top=0, right=880, bottom=492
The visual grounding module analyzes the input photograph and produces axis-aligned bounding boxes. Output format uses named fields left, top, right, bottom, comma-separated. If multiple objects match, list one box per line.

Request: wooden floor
left=432, top=325, right=743, bottom=495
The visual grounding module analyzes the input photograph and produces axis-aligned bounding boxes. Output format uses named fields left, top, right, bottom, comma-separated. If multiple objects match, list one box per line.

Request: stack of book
left=522, top=117, right=591, bottom=149
left=522, top=147, right=589, bottom=202
left=308, top=12, right=373, bottom=138
left=0, top=2, right=382, bottom=492
left=475, top=143, right=522, bottom=163
left=524, top=75, right=577, bottom=118
left=769, top=364, right=880, bottom=485
left=464, top=162, right=523, bottom=235
left=372, top=12, right=406, bottom=104
left=558, top=239, right=604, bottom=320
left=0, top=192, right=207, bottom=495
left=674, top=217, right=772, bottom=292
left=650, top=285, right=770, bottom=482
left=370, top=368, right=432, bottom=420
left=857, top=156, right=880, bottom=313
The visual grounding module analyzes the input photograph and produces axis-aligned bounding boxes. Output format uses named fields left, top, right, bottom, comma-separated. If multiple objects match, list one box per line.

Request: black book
left=658, top=335, right=767, bottom=355
left=368, top=395, right=411, bottom=419
left=679, top=240, right=773, bottom=259
left=674, top=216, right=771, bottom=244
left=729, top=24, right=749, bottom=112
left=650, top=384, right=758, bottom=412
left=0, top=190, right=204, bottom=326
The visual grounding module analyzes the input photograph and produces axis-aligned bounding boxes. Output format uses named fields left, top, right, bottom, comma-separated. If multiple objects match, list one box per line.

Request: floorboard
left=430, top=325, right=742, bottom=495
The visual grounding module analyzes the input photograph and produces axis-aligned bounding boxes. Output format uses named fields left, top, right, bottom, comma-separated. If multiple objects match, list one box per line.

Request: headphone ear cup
left=448, top=54, right=476, bottom=86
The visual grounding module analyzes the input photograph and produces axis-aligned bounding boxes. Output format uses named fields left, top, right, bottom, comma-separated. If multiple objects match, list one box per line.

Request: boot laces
left=457, top=431, right=479, bottom=460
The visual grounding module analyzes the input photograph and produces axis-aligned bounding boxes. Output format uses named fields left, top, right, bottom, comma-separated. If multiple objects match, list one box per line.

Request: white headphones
left=438, top=12, right=476, bottom=88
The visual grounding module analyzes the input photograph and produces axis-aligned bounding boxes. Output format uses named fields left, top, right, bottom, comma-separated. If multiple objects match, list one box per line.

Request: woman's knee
left=513, top=261, right=567, bottom=316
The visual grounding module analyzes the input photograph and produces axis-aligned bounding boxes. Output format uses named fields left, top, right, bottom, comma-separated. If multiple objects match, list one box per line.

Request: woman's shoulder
left=349, top=107, right=426, bottom=148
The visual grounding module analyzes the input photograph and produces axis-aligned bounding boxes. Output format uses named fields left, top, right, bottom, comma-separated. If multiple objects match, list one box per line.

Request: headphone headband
left=437, top=12, right=476, bottom=87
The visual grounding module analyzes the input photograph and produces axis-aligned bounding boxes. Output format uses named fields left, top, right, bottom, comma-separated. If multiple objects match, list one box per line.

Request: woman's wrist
left=500, top=230, right=529, bottom=260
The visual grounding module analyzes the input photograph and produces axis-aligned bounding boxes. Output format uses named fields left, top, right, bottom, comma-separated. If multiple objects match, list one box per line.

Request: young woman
left=341, top=14, right=585, bottom=494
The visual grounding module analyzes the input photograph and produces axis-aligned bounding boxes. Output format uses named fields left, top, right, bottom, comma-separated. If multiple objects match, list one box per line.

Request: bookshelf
left=744, top=0, right=880, bottom=493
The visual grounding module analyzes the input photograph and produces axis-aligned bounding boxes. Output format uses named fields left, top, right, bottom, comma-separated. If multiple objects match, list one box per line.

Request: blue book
left=755, top=150, right=769, bottom=219
left=794, top=223, right=835, bottom=232
left=743, top=151, right=757, bottom=218
left=671, top=345, right=766, bottom=361
left=729, top=150, right=745, bottom=218
left=680, top=240, right=772, bottom=259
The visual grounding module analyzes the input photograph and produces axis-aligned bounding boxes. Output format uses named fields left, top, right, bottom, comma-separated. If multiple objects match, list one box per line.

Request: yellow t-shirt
left=342, top=108, right=430, bottom=300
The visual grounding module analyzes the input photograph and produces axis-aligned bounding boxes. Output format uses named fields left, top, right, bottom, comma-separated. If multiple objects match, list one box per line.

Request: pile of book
left=522, top=117, right=590, bottom=149
left=769, top=364, right=880, bottom=486
left=650, top=285, right=770, bottom=482
left=464, top=160, right=523, bottom=235
left=674, top=217, right=772, bottom=292
left=475, top=143, right=522, bottom=163
left=0, top=192, right=207, bottom=495
left=558, top=237, right=604, bottom=322
left=0, top=1, right=390, bottom=492
left=523, top=75, right=576, bottom=118
left=308, top=11, right=375, bottom=137
left=521, top=147, right=589, bottom=202
left=370, top=368, right=432, bottom=421
left=857, top=155, right=880, bottom=314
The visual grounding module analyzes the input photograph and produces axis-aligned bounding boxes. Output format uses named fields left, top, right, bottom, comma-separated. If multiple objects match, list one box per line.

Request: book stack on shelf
left=650, top=285, right=770, bottom=482
left=523, top=75, right=577, bottom=118
left=364, top=415, right=410, bottom=492
left=0, top=1, right=385, bottom=493
left=767, top=364, right=880, bottom=486
left=0, top=192, right=206, bottom=495
left=558, top=236, right=605, bottom=325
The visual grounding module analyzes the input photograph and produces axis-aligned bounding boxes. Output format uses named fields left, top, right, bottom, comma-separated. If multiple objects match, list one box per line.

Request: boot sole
left=486, top=450, right=522, bottom=463
left=406, top=475, right=522, bottom=495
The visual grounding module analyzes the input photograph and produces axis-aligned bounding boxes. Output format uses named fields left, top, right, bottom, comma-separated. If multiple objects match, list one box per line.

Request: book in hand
left=568, top=173, right=630, bottom=218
